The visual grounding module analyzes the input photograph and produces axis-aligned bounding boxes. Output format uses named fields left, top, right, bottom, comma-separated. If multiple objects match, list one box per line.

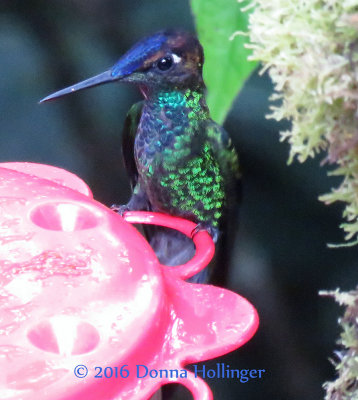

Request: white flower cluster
left=244, top=0, right=358, bottom=244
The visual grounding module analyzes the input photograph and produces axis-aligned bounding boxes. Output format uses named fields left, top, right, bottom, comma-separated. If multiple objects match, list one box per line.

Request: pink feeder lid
left=0, top=162, right=259, bottom=400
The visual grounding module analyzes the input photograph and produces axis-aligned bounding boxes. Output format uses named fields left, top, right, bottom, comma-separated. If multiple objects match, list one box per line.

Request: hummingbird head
left=40, top=30, right=204, bottom=102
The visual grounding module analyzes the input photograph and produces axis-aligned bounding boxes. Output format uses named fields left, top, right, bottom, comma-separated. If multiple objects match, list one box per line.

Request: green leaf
left=190, top=0, right=257, bottom=124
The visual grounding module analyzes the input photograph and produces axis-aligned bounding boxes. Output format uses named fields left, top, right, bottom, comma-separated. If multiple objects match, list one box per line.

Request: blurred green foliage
left=190, top=0, right=257, bottom=123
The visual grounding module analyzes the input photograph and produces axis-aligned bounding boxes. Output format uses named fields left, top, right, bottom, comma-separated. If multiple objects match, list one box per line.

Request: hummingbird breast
left=134, top=90, right=225, bottom=226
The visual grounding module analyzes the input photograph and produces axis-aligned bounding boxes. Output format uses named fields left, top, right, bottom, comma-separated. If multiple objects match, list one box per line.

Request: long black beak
left=39, top=70, right=116, bottom=103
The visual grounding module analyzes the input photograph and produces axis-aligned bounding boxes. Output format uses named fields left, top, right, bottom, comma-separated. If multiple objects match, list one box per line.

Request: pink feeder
left=0, top=162, right=258, bottom=400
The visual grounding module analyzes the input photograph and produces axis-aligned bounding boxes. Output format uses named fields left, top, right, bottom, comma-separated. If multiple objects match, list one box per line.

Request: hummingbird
left=40, top=30, right=241, bottom=284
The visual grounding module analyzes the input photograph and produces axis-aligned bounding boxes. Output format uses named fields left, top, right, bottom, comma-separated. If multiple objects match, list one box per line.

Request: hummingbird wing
left=121, top=101, right=144, bottom=189
left=204, top=119, right=241, bottom=200
left=204, top=120, right=242, bottom=286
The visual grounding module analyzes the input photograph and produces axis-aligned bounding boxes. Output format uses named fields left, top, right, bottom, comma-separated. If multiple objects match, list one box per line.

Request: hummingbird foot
left=111, top=186, right=150, bottom=216
left=110, top=204, right=131, bottom=217
left=191, top=223, right=219, bottom=243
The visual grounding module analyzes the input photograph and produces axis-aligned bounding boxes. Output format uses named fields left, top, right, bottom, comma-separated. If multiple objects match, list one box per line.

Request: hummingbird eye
left=157, top=56, right=173, bottom=71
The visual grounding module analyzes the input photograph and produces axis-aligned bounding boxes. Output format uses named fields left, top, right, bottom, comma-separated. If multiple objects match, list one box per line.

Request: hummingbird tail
left=148, top=227, right=209, bottom=284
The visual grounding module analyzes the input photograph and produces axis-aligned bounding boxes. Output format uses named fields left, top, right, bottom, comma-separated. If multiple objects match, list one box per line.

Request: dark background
left=0, top=1, right=357, bottom=399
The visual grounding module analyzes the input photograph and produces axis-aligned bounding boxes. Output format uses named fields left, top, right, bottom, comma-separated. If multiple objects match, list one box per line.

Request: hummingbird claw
left=111, top=204, right=130, bottom=217
left=191, top=223, right=219, bottom=242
